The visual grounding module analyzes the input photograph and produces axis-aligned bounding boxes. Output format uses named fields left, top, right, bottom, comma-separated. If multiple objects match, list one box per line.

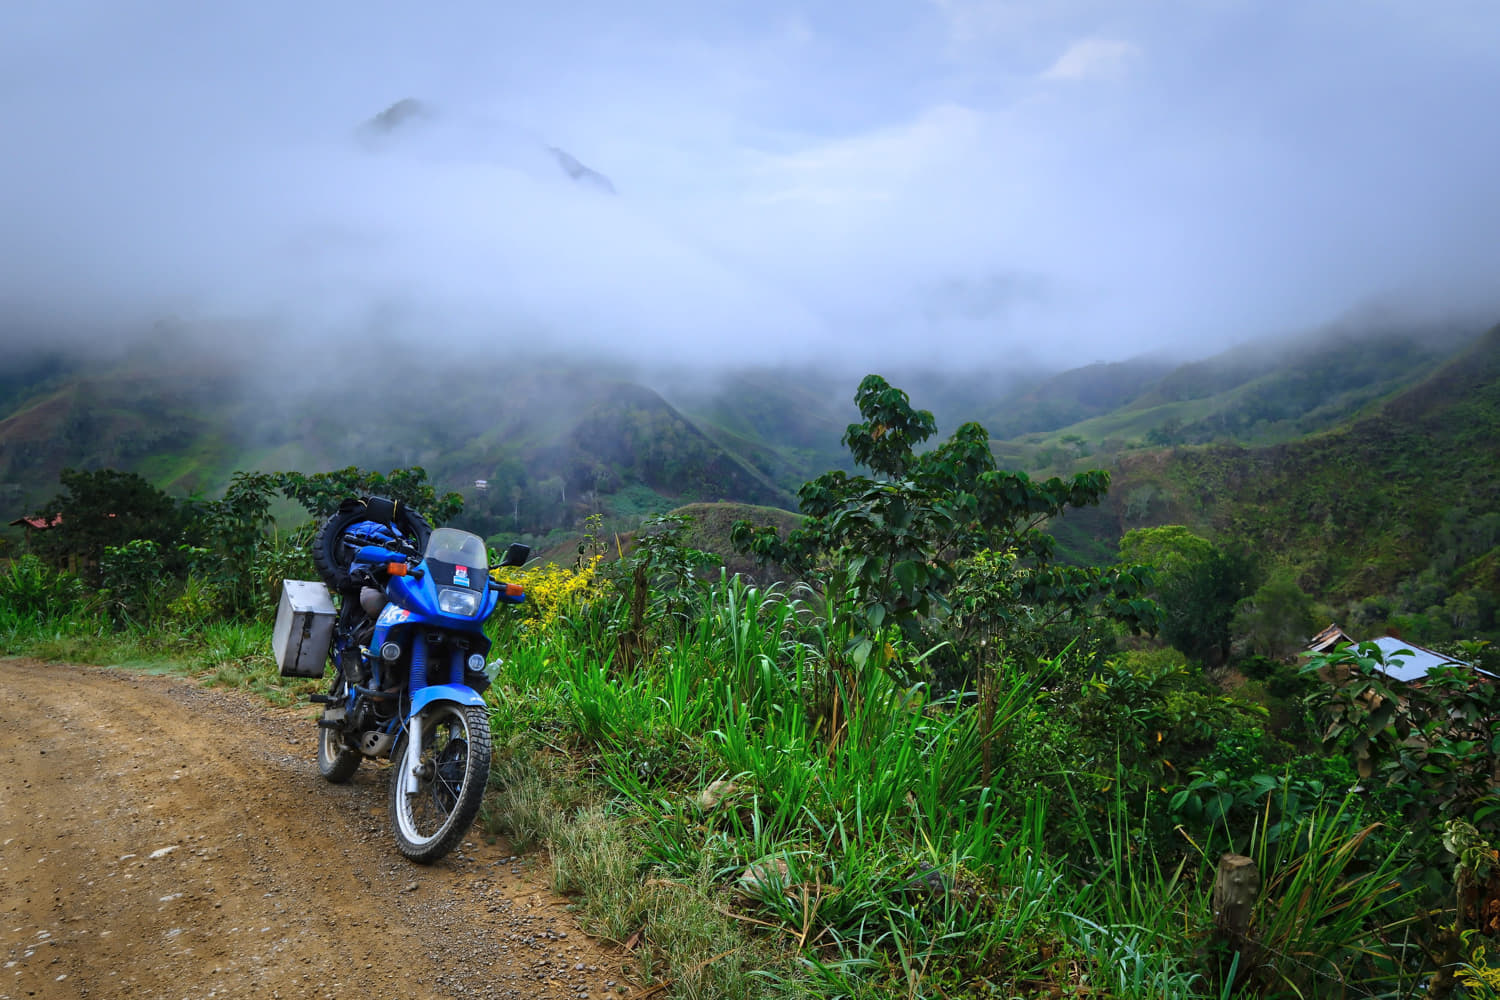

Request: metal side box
left=272, top=580, right=336, bottom=678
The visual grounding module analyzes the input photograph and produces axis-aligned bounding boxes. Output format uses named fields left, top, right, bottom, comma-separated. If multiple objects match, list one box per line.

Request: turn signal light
left=387, top=562, right=408, bottom=576
left=505, top=583, right=524, bottom=597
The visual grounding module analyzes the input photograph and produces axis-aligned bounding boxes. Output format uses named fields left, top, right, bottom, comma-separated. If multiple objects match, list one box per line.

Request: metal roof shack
left=1309, top=623, right=1358, bottom=654
left=7, top=514, right=63, bottom=530
left=1368, top=636, right=1480, bottom=684
left=1306, top=624, right=1493, bottom=686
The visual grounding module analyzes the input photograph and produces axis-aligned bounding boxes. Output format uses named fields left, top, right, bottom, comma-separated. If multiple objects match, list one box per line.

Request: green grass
left=4, top=569, right=1438, bottom=999
left=610, top=483, right=682, bottom=520
left=501, top=564, right=1456, bottom=997
left=1, top=606, right=319, bottom=705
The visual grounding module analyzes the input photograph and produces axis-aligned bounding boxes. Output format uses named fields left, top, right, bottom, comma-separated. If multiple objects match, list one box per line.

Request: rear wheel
left=389, top=703, right=492, bottom=864
left=317, top=677, right=362, bottom=783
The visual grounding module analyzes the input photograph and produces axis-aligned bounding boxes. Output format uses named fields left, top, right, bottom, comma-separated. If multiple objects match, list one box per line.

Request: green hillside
left=667, top=501, right=804, bottom=580
left=0, top=352, right=795, bottom=545
left=996, top=326, right=1480, bottom=468
left=0, top=364, right=251, bottom=505
left=978, top=356, right=1176, bottom=438
left=1066, top=324, right=1500, bottom=635
left=3, top=318, right=1494, bottom=639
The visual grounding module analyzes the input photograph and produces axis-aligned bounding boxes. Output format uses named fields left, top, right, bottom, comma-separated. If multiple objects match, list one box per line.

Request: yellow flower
left=492, top=555, right=605, bottom=631
left=1458, top=941, right=1500, bottom=997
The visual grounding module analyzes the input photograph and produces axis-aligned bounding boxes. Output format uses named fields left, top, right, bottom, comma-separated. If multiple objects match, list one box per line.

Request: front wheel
left=317, top=677, right=362, bottom=783
left=389, top=703, right=492, bottom=863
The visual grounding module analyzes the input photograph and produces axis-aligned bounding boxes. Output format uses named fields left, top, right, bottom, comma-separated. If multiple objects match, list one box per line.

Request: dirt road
left=0, top=659, right=626, bottom=1000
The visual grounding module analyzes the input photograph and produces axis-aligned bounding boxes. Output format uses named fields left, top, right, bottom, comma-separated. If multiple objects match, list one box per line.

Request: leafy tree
left=34, top=468, right=191, bottom=585
left=1145, top=415, right=1184, bottom=446
left=1118, top=525, right=1215, bottom=577
left=945, top=547, right=1151, bottom=782
left=190, top=472, right=279, bottom=613
left=1233, top=569, right=1317, bottom=660
left=1167, top=543, right=1260, bottom=667
left=485, top=457, right=529, bottom=534
left=610, top=514, right=721, bottom=667
left=734, top=374, right=1158, bottom=685
left=1119, top=525, right=1261, bottom=667
left=276, top=466, right=463, bottom=524
left=1443, top=591, right=1483, bottom=632
left=99, top=538, right=169, bottom=622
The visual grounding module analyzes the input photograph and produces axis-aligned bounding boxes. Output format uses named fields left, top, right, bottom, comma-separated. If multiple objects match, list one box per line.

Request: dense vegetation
left=0, top=351, right=796, bottom=549
left=1094, top=324, right=1500, bottom=648
left=5, top=369, right=1500, bottom=998
left=3, top=322, right=1495, bottom=637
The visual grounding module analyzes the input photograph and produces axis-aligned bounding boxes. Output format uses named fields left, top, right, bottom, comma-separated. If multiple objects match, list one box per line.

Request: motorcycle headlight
left=437, top=587, right=481, bottom=616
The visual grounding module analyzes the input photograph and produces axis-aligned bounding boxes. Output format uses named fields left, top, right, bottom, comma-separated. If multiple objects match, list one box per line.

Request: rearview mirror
left=497, top=542, right=530, bottom=569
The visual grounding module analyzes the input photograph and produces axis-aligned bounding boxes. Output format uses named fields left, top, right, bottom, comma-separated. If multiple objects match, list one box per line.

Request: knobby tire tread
left=316, top=678, right=362, bottom=783
left=311, top=499, right=433, bottom=592
left=389, top=704, right=492, bottom=865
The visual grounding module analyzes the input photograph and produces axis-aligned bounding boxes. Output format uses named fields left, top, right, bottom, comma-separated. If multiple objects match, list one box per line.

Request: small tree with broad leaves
left=276, top=466, right=463, bottom=524
left=733, top=374, right=1159, bottom=688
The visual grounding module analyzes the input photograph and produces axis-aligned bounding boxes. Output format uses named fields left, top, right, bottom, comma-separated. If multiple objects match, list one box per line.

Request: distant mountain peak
left=357, top=99, right=616, bottom=192
left=547, top=146, right=616, bottom=194
left=361, top=97, right=433, bottom=136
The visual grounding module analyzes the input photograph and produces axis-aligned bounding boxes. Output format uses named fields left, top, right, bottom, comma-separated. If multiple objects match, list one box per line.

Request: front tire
left=317, top=678, right=362, bottom=784
left=389, top=703, right=492, bottom=863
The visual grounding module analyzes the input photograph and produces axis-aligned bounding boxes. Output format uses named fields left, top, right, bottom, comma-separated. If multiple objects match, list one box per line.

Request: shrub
left=497, top=554, right=606, bottom=631
left=166, top=574, right=224, bottom=625
left=0, top=554, right=87, bottom=621
left=99, top=539, right=169, bottom=624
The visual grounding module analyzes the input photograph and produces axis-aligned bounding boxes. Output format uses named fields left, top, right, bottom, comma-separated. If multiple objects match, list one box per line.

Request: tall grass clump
left=1235, top=797, right=1419, bottom=997
left=193, top=619, right=323, bottom=705
left=0, top=554, right=98, bottom=652
left=491, top=571, right=1143, bottom=994
left=0, top=552, right=313, bottom=702
left=0, top=556, right=130, bottom=662
left=0, top=553, right=88, bottom=622
left=473, top=555, right=1453, bottom=998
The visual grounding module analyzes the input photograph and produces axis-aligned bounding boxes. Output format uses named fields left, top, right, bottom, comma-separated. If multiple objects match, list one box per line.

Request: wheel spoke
left=317, top=676, right=361, bottom=783
left=389, top=703, right=491, bottom=863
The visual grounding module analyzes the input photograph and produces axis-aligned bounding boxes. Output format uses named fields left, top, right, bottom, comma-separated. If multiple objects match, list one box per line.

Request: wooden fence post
left=1213, top=853, right=1260, bottom=985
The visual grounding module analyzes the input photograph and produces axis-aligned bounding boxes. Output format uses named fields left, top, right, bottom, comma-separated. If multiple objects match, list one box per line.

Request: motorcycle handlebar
left=490, top=579, right=525, bottom=603
left=344, top=532, right=421, bottom=558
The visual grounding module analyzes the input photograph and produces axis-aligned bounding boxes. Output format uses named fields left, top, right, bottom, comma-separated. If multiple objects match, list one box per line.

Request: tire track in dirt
left=0, top=659, right=628, bottom=1000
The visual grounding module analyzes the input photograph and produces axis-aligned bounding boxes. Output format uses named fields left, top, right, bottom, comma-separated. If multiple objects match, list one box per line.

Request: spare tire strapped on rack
left=311, top=496, right=433, bottom=593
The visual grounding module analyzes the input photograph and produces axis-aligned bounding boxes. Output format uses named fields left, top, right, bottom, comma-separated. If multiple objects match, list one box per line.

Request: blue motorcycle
left=306, top=496, right=528, bottom=863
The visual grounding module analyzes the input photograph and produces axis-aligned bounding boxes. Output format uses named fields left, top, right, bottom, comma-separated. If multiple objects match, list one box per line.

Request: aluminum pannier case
left=272, top=580, right=336, bottom=678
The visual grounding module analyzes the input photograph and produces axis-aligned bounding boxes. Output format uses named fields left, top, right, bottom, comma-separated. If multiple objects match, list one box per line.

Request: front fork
left=402, top=712, right=430, bottom=782
left=397, top=632, right=477, bottom=780
left=399, top=632, right=431, bottom=781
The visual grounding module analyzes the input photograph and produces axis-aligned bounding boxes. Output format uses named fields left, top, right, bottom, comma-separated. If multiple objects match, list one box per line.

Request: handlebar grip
left=491, top=580, right=525, bottom=603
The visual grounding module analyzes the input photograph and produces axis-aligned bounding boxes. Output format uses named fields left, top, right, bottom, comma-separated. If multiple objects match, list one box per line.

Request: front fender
left=406, top=683, right=487, bottom=721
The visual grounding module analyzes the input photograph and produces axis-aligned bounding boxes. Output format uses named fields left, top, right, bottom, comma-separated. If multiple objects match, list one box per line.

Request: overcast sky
left=3, top=0, right=1498, bottom=370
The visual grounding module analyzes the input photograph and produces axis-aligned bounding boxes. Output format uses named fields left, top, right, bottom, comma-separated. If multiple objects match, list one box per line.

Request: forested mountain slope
left=994, top=324, right=1480, bottom=454
left=1085, top=323, right=1500, bottom=603
left=1, top=318, right=1491, bottom=598
left=0, top=352, right=793, bottom=536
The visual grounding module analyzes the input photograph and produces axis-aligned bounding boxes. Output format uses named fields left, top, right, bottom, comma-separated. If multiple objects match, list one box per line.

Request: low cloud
left=1, top=1, right=1498, bottom=376
left=1041, top=39, right=1142, bottom=82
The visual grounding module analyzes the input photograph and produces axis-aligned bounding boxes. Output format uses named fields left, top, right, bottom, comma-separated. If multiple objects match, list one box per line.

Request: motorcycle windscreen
left=422, top=527, right=490, bottom=592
